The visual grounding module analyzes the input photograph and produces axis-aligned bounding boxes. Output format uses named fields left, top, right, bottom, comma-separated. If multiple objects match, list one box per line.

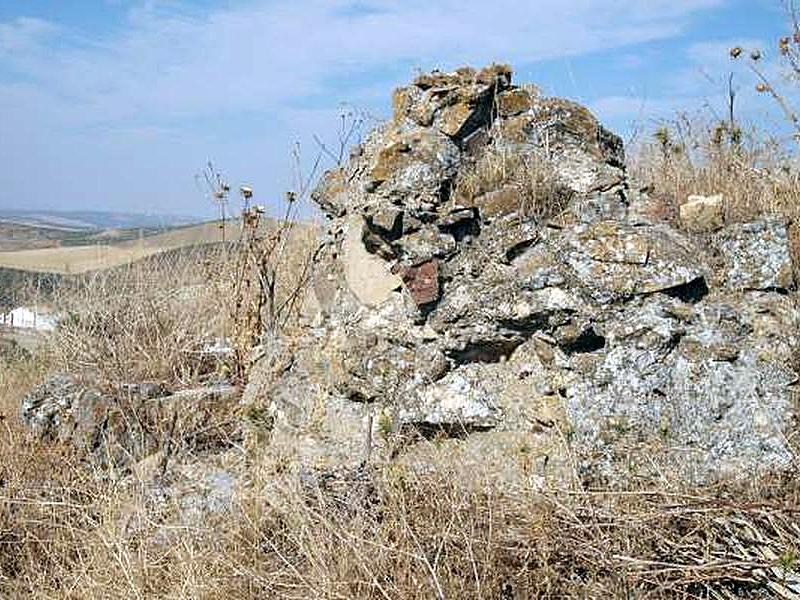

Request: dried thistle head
left=285, top=191, right=297, bottom=203
left=730, top=46, right=743, bottom=59
left=243, top=210, right=260, bottom=228
left=780, top=36, right=791, bottom=55
left=750, top=49, right=762, bottom=61
left=711, top=123, right=725, bottom=146
left=756, top=82, right=769, bottom=93
left=654, top=126, right=671, bottom=147
left=240, top=185, right=253, bottom=199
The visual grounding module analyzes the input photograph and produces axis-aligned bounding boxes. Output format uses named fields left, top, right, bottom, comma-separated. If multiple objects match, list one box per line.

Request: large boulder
left=243, top=65, right=800, bottom=487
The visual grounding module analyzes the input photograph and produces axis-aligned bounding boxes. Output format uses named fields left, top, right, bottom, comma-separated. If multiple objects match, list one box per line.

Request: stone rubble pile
left=21, top=64, right=800, bottom=489
left=245, top=64, right=799, bottom=486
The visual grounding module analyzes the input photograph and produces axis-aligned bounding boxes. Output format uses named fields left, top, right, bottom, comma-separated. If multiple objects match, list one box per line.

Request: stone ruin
left=244, top=64, right=800, bottom=486
left=20, top=65, right=800, bottom=490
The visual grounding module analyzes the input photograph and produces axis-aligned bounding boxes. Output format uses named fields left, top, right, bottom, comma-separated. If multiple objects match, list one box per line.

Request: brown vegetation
left=453, top=128, right=573, bottom=224
left=630, top=118, right=800, bottom=228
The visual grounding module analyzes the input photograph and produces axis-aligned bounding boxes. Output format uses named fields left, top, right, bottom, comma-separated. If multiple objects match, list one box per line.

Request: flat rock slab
left=561, top=221, right=707, bottom=303
left=680, top=194, right=725, bottom=233
left=342, top=216, right=402, bottom=307
left=22, top=376, right=241, bottom=468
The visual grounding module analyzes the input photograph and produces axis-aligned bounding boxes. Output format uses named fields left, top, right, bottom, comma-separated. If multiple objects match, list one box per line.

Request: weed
left=378, top=409, right=393, bottom=441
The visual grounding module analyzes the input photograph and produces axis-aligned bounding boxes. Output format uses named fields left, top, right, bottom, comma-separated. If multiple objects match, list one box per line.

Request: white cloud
left=0, top=16, right=58, bottom=55
left=0, top=0, right=724, bottom=214
left=2, top=0, right=726, bottom=120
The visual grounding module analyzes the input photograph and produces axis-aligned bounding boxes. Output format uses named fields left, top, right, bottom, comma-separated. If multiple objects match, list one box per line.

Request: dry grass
left=26, top=215, right=318, bottom=390
left=44, top=245, right=234, bottom=388
left=1, top=398, right=798, bottom=600
left=453, top=130, right=573, bottom=223
left=630, top=118, right=800, bottom=227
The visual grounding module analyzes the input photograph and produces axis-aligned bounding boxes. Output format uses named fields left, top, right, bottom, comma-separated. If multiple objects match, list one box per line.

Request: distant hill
left=0, top=209, right=201, bottom=232
left=0, top=217, right=320, bottom=275
left=0, top=220, right=231, bottom=274
left=0, top=209, right=210, bottom=253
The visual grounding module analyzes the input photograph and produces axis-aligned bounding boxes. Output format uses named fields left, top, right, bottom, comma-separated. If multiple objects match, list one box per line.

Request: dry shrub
left=43, top=218, right=318, bottom=389
left=46, top=245, right=234, bottom=388
left=453, top=132, right=574, bottom=223
left=630, top=117, right=800, bottom=226
left=227, top=206, right=319, bottom=379
left=0, top=216, right=321, bottom=596
left=0, top=356, right=107, bottom=594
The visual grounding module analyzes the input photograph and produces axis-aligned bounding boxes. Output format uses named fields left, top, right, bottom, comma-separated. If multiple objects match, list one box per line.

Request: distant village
left=1, top=306, right=55, bottom=332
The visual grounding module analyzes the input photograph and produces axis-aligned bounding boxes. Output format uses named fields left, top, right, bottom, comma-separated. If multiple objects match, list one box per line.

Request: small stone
left=524, top=395, right=567, bottom=431
left=496, top=88, right=534, bottom=117
left=397, top=259, right=440, bottom=306
left=413, top=70, right=463, bottom=89
left=437, top=101, right=476, bottom=137
left=680, top=194, right=725, bottom=233
left=367, top=207, right=403, bottom=238
left=415, top=345, right=449, bottom=382
left=311, top=168, right=348, bottom=217
left=392, top=85, right=425, bottom=124
left=473, top=185, right=520, bottom=219
left=396, top=226, right=457, bottom=263
left=399, top=365, right=500, bottom=429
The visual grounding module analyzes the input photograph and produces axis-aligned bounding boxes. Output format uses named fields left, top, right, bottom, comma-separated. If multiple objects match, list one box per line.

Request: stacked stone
left=245, top=64, right=800, bottom=487
left=24, top=64, right=797, bottom=489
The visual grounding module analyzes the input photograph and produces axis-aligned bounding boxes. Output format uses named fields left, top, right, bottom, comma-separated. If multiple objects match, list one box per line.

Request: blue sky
left=0, top=0, right=795, bottom=218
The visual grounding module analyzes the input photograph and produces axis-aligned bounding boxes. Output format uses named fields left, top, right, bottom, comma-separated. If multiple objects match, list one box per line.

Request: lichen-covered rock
left=21, top=374, right=114, bottom=449
left=399, top=365, right=501, bottom=430
left=120, top=449, right=244, bottom=547
left=241, top=64, right=800, bottom=488
left=22, top=376, right=240, bottom=468
left=558, top=220, right=708, bottom=303
left=714, top=219, right=794, bottom=291
left=367, top=127, right=460, bottom=203
left=496, top=87, right=536, bottom=117
left=395, top=64, right=512, bottom=141
left=496, top=96, right=625, bottom=194
left=564, top=292, right=800, bottom=484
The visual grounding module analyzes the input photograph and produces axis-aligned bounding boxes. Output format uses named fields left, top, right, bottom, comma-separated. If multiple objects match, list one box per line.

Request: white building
left=1, top=306, right=56, bottom=331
